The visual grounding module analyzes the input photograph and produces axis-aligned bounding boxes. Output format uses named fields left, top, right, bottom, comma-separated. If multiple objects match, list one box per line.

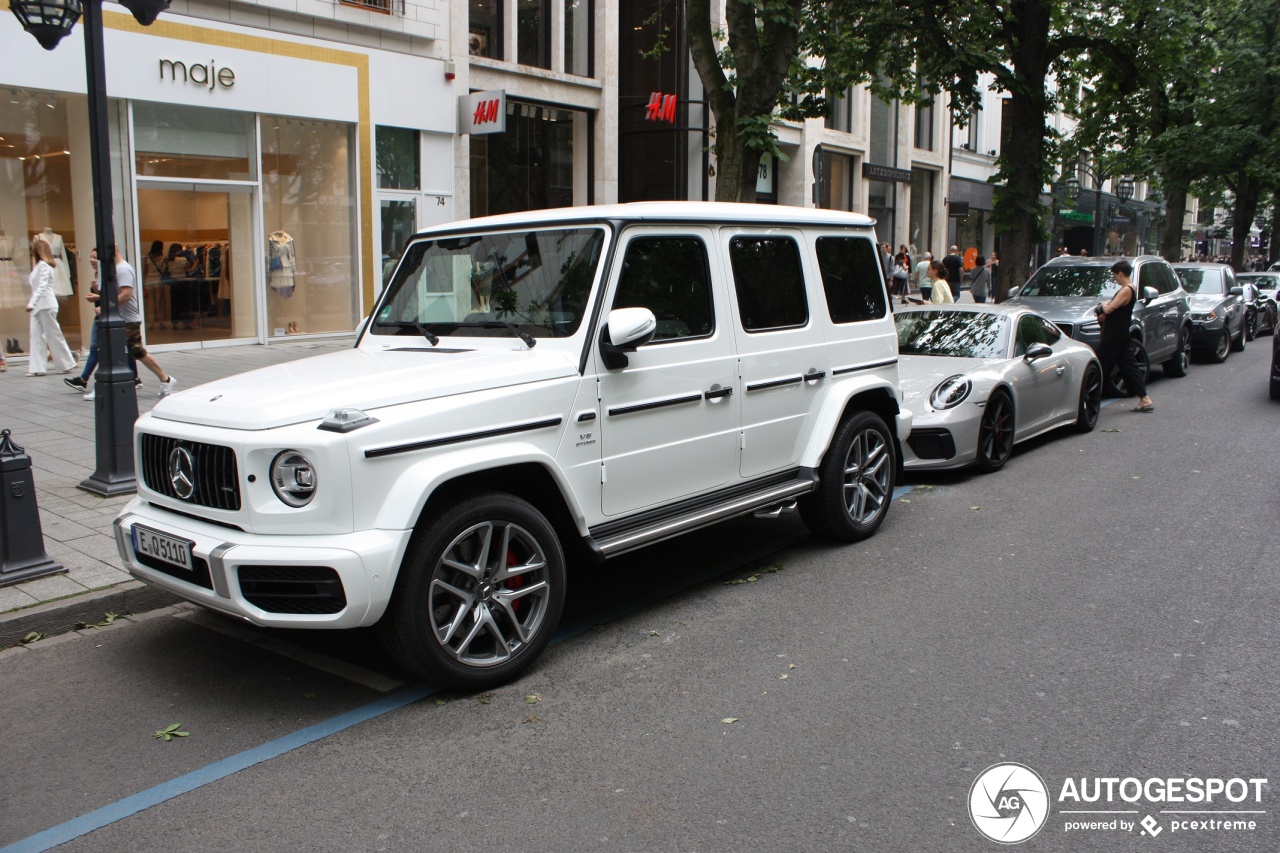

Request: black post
left=77, top=0, right=139, bottom=497
left=1094, top=184, right=1104, bottom=259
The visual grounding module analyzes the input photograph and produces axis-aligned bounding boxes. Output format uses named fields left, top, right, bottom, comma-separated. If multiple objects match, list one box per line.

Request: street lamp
left=1063, top=165, right=1134, bottom=257
left=11, top=0, right=171, bottom=495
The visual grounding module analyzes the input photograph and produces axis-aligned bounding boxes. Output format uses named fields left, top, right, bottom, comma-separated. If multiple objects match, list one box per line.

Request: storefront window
left=380, top=199, right=416, bottom=288
left=869, top=180, right=895, bottom=245
left=0, top=89, right=132, bottom=359
left=910, top=169, right=935, bottom=255
left=817, top=149, right=855, bottom=211
left=470, top=101, right=581, bottom=216
left=377, top=126, right=419, bottom=190
left=134, top=102, right=254, bottom=182
left=565, top=0, right=592, bottom=77
left=469, top=0, right=503, bottom=60
left=518, top=0, right=552, bottom=69
left=262, top=116, right=359, bottom=337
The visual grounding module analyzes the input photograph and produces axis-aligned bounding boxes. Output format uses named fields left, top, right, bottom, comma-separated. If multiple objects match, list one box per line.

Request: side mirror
left=1007, top=285, right=1021, bottom=298
left=1141, top=286, right=1159, bottom=302
left=1228, top=286, right=1244, bottom=297
left=1024, top=342, right=1053, bottom=361
left=600, top=307, right=657, bottom=370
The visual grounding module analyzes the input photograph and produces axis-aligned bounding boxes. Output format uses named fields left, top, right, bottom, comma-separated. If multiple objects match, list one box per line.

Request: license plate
left=132, top=524, right=194, bottom=572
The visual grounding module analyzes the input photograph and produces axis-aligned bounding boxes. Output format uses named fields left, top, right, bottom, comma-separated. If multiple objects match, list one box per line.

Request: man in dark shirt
left=942, top=246, right=963, bottom=296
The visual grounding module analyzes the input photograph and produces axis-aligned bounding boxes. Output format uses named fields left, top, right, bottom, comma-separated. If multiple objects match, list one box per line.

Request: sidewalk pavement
left=0, top=336, right=354, bottom=647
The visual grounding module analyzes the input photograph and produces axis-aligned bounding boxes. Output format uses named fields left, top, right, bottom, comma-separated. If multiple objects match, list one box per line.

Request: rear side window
left=728, top=236, right=808, bottom=332
left=815, top=237, right=887, bottom=323
left=613, top=237, right=714, bottom=342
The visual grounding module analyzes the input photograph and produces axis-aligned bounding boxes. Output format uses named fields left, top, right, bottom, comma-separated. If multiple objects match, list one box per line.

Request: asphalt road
left=2, top=340, right=1277, bottom=853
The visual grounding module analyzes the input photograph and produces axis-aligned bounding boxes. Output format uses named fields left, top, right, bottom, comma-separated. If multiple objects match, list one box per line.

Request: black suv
left=1006, top=255, right=1192, bottom=394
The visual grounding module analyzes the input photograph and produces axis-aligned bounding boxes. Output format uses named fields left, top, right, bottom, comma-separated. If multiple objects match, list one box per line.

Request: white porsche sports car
left=896, top=304, right=1103, bottom=472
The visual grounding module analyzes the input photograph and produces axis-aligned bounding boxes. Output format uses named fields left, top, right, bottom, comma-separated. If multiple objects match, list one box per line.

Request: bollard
left=0, top=429, right=66, bottom=587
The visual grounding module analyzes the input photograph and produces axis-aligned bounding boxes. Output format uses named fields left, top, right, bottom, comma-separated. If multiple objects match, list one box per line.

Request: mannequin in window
left=38, top=227, right=74, bottom=297
left=141, top=240, right=171, bottom=328
left=268, top=230, right=296, bottom=298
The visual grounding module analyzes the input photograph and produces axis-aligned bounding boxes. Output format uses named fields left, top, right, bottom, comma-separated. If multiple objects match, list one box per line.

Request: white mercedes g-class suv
left=116, top=202, right=910, bottom=688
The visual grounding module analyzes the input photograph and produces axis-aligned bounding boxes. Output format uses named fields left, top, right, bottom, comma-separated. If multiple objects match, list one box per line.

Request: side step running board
left=586, top=472, right=817, bottom=560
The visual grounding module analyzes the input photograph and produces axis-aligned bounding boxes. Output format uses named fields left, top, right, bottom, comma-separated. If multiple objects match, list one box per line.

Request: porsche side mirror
left=1024, top=342, right=1053, bottom=361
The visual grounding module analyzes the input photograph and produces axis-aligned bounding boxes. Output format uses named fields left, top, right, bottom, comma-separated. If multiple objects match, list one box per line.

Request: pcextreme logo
left=969, top=763, right=1269, bottom=844
left=969, top=763, right=1051, bottom=844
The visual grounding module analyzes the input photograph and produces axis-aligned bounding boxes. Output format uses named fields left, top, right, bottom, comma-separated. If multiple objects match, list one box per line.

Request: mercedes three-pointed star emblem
left=168, top=446, right=196, bottom=500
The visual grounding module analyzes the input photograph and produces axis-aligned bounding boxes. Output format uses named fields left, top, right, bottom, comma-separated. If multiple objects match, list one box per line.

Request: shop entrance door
left=136, top=183, right=257, bottom=347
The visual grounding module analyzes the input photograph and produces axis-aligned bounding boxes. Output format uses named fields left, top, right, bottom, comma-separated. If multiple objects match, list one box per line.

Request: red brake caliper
left=506, top=549, right=524, bottom=615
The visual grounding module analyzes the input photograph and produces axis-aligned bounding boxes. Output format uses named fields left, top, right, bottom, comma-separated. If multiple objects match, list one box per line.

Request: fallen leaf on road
left=524, top=694, right=541, bottom=704
left=721, top=717, right=740, bottom=724
left=1102, top=428, right=1121, bottom=433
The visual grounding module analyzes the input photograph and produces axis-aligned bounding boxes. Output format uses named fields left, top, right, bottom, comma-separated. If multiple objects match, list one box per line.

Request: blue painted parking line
left=4, top=491, right=912, bottom=853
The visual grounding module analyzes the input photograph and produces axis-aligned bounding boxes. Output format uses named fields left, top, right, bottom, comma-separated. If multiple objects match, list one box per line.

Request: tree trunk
left=1159, top=179, right=1188, bottom=263
left=1271, top=189, right=1280, bottom=265
left=1231, top=174, right=1259, bottom=270
left=992, top=0, right=1052, bottom=301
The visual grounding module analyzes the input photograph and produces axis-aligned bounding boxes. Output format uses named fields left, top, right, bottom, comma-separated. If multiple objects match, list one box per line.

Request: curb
left=0, top=581, right=180, bottom=648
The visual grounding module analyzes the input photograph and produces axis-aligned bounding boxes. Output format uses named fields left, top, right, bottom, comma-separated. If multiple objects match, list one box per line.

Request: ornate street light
left=1116, top=175, right=1135, bottom=202
left=12, top=0, right=170, bottom=495
left=1065, top=175, right=1082, bottom=201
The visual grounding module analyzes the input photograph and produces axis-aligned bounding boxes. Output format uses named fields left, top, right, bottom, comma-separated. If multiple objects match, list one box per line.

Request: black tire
left=976, top=390, right=1015, bottom=472
left=379, top=491, right=566, bottom=689
left=1074, top=364, right=1103, bottom=433
left=1245, top=309, right=1257, bottom=341
left=1231, top=321, right=1246, bottom=352
left=1106, top=339, right=1149, bottom=396
left=1162, top=325, right=1191, bottom=378
left=1205, top=327, right=1231, bottom=364
left=799, top=410, right=895, bottom=541
left=1271, top=377, right=1280, bottom=400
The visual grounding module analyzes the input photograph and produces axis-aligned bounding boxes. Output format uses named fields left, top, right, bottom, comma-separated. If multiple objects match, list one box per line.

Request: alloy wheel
left=842, top=426, right=891, bottom=525
left=978, top=393, right=1014, bottom=469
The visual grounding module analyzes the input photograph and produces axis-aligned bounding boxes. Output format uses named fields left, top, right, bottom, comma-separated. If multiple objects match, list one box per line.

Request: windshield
left=1018, top=265, right=1119, bottom=298
left=375, top=227, right=606, bottom=338
left=1237, top=274, right=1278, bottom=288
left=1176, top=268, right=1224, bottom=295
left=895, top=311, right=1010, bottom=359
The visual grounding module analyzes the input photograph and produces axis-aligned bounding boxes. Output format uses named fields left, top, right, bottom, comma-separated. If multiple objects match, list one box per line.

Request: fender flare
left=799, top=375, right=905, bottom=468
left=372, top=441, right=590, bottom=534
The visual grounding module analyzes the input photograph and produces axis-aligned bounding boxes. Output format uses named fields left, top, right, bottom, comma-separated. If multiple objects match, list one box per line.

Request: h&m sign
left=461, top=89, right=507, bottom=135
left=159, top=58, right=236, bottom=90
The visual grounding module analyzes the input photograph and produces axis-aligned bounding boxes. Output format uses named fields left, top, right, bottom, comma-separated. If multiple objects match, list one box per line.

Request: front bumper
left=901, top=410, right=981, bottom=470
left=1190, top=318, right=1228, bottom=348
left=115, top=499, right=411, bottom=629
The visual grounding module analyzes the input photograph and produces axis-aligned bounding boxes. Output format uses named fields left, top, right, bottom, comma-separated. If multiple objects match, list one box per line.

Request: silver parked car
left=1172, top=262, right=1248, bottom=362
left=896, top=304, right=1103, bottom=472
left=1006, top=255, right=1192, bottom=395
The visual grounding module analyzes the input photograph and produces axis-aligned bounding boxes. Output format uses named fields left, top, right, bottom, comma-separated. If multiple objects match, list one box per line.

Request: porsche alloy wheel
left=1074, top=364, right=1103, bottom=433
left=976, top=391, right=1014, bottom=472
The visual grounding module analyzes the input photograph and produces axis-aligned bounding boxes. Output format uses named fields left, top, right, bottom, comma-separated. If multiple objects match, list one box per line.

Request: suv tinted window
left=815, top=236, right=887, bottom=323
left=729, top=236, right=809, bottom=332
left=613, top=237, right=714, bottom=342
left=1140, top=262, right=1176, bottom=294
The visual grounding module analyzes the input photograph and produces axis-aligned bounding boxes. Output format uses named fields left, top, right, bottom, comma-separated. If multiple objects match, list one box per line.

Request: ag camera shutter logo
left=969, top=762, right=1050, bottom=844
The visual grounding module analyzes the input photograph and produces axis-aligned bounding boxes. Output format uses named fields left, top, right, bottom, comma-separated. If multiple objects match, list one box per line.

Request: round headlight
left=930, top=375, right=973, bottom=410
left=270, top=450, right=318, bottom=507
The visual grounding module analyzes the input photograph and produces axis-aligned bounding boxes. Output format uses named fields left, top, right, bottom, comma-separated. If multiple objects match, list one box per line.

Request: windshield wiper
left=447, top=321, right=537, bottom=348
left=373, top=320, right=439, bottom=346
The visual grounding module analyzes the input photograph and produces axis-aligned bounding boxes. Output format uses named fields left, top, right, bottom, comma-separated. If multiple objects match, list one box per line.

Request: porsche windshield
left=1018, top=265, right=1119, bottom=298
left=376, top=227, right=606, bottom=338
left=896, top=311, right=1010, bottom=359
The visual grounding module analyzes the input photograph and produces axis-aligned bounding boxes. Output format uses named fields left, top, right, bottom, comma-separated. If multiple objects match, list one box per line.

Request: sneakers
left=159, top=376, right=178, bottom=398
left=64, top=375, right=89, bottom=391
left=83, top=390, right=95, bottom=401
left=134, top=377, right=143, bottom=389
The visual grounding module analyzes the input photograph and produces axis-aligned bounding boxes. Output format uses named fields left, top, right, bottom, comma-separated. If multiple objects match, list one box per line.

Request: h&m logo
left=472, top=98, right=501, bottom=126
left=159, top=59, right=236, bottom=90
left=645, top=92, right=677, bottom=124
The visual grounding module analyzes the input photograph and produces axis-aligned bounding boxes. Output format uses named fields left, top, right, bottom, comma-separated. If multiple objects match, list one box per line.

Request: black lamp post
left=11, top=0, right=170, bottom=496
left=1065, top=167, right=1135, bottom=257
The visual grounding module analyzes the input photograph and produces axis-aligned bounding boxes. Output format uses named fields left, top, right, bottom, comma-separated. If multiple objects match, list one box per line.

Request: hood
left=897, top=354, right=1001, bottom=404
left=1187, top=293, right=1227, bottom=311
left=151, top=346, right=579, bottom=430
left=1005, top=295, right=1100, bottom=320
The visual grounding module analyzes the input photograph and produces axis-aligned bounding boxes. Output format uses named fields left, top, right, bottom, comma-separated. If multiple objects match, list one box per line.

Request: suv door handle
left=704, top=386, right=734, bottom=400
left=804, top=369, right=826, bottom=382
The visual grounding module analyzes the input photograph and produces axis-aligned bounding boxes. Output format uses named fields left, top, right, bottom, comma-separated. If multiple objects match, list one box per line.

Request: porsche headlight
left=930, top=375, right=973, bottom=410
left=270, top=450, right=318, bottom=507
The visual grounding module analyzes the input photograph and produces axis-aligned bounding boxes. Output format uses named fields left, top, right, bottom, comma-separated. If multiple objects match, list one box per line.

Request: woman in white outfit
left=26, top=238, right=77, bottom=376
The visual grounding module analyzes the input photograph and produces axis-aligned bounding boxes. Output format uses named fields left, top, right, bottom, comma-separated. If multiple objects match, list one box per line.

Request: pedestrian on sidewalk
left=942, top=246, right=963, bottom=297
left=64, top=249, right=142, bottom=395
left=1097, top=259, right=1153, bottom=413
left=84, top=246, right=176, bottom=400
left=927, top=260, right=954, bottom=304
left=25, top=236, right=77, bottom=377
left=913, top=252, right=932, bottom=302
left=970, top=255, right=992, bottom=304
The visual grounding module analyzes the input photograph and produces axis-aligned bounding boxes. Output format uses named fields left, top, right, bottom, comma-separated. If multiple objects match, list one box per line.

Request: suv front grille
left=238, top=566, right=347, bottom=614
left=140, top=434, right=242, bottom=511
left=135, top=551, right=214, bottom=590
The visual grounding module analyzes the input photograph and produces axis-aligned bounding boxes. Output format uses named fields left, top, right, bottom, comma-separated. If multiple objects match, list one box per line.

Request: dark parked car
left=1272, top=327, right=1280, bottom=400
left=1233, top=272, right=1279, bottom=338
left=1172, top=263, right=1248, bottom=363
left=1006, top=255, right=1191, bottom=395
